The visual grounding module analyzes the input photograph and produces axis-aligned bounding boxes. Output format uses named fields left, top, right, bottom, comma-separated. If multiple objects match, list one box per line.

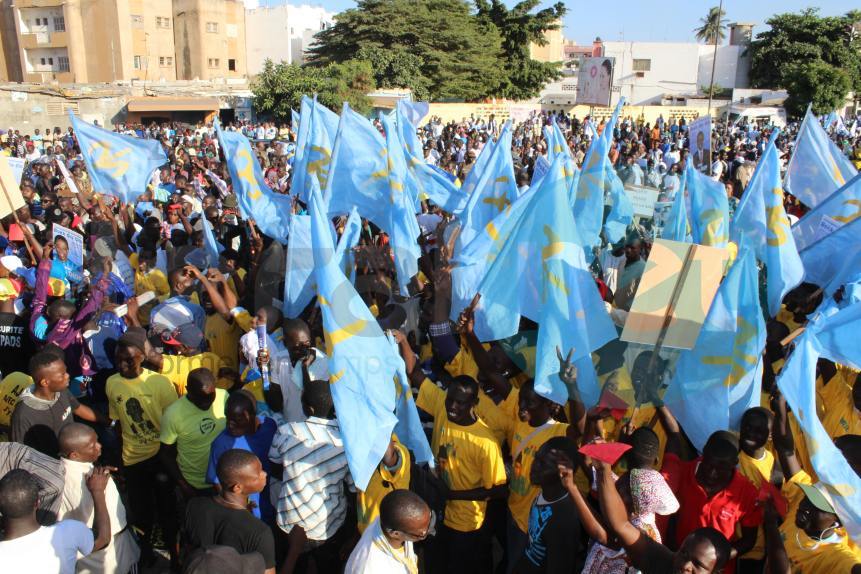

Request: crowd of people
left=0, top=101, right=859, bottom=574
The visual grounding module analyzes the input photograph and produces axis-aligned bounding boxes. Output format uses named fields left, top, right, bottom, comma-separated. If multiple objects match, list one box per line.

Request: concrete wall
left=602, top=41, right=701, bottom=106
left=245, top=5, right=291, bottom=75
left=0, top=0, right=22, bottom=81
left=696, top=44, right=747, bottom=92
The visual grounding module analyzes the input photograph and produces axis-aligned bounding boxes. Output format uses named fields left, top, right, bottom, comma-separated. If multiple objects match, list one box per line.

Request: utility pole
left=706, top=0, right=723, bottom=177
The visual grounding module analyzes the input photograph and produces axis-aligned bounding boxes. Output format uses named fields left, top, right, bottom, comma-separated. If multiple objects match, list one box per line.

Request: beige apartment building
left=0, top=0, right=244, bottom=84
left=173, top=0, right=246, bottom=81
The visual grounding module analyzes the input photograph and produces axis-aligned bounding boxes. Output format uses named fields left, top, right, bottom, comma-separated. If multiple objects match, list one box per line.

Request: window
left=48, top=57, right=53, bottom=65
left=228, top=58, right=236, bottom=71
left=632, top=59, right=651, bottom=72
left=159, top=56, right=173, bottom=67
left=53, top=16, right=65, bottom=31
left=40, top=57, right=46, bottom=65
left=205, top=21, right=218, bottom=33
left=58, top=56, right=69, bottom=72
left=131, top=14, right=143, bottom=27
left=208, top=58, right=220, bottom=68
left=133, top=55, right=142, bottom=69
left=156, top=16, right=171, bottom=29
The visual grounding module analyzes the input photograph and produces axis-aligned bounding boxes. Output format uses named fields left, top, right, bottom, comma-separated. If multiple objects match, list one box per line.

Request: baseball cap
left=0, top=255, right=24, bottom=275
left=162, top=322, right=204, bottom=349
left=183, top=546, right=265, bottom=574
left=797, top=482, right=836, bottom=514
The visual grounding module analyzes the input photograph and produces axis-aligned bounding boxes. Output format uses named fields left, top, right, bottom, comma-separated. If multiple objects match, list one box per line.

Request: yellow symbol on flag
left=236, top=147, right=262, bottom=200
left=541, top=226, right=569, bottom=298
left=329, top=368, right=346, bottom=385
left=701, top=316, right=758, bottom=386
left=830, top=156, right=846, bottom=186
left=481, top=177, right=512, bottom=213
left=700, top=208, right=727, bottom=246
left=766, top=188, right=788, bottom=247
left=89, top=141, right=131, bottom=179
left=832, top=199, right=861, bottom=224
left=307, top=145, right=332, bottom=189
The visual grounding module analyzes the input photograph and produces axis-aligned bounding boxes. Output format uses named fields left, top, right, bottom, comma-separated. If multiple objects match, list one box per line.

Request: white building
left=245, top=3, right=334, bottom=75
left=540, top=23, right=753, bottom=108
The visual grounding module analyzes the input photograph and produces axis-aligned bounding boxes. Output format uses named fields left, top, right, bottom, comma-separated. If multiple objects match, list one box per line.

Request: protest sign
left=531, top=155, right=550, bottom=187
left=621, top=239, right=728, bottom=349
left=651, top=201, right=674, bottom=237
left=623, top=184, right=659, bottom=218
left=0, top=157, right=25, bottom=218
left=813, top=215, right=841, bottom=242
left=576, top=57, right=615, bottom=106
left=55, top=159, right=80, bottom=195
left=52, top=223, right=85, bottom=267
left=689, top=116, right=711, bottom=172
left=7, top=157, right=24, bottom=186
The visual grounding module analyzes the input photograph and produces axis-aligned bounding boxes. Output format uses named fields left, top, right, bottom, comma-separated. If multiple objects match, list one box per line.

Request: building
left=540, top=23, right=753, bottom=108
left=245, top=3, right=333, bottom=75
left=173, top=0, right=246, bottom=81
left=0, top=0, right=22, bottom=81
left=528, top=22, right=564, bottom=64
left=9, top=0, right=177, bottom=84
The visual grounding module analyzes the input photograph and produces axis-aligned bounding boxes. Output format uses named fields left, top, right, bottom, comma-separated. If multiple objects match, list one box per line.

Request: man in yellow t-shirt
left=736, top=407, right=775, bottom=568
left=200, top=268, right=253, bottom=371
left=130, top=250, right=170, bottom=326
left=357, top=438, right=411, bottom=534
left=160, top=368, right=227, bottom=497
left=158, top=323, right=236, bottom=394
left=105, top=329, right=179, bottom=563
left=820, top=368, right=861, bottom=440
left=415, top=375, right=507, bottom=574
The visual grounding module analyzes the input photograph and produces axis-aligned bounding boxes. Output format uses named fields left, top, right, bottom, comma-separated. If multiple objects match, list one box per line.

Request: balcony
left=20, top=30, right=68, bottom=49
left=14, top=0, right=64, bottom=8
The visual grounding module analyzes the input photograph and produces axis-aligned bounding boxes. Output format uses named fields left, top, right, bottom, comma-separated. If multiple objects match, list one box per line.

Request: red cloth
left=660, top=453, right=763, bottom=549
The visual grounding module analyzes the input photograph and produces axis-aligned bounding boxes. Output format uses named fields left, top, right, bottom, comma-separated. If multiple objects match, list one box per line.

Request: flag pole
left=706, top=0, right=724, bottom=177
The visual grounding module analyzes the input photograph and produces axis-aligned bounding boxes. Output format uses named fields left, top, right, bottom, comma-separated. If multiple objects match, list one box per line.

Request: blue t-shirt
left=206, top=416, right=277, bottom=524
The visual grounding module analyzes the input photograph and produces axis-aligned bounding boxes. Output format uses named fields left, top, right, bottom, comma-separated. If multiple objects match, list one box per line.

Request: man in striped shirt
left=269, top=378, right=354, bottom=574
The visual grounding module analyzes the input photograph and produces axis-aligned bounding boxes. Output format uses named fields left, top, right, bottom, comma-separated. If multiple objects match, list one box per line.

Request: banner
left=0, top=157, right=25, bottom=218
left=52, top=223, right=85, bottom=267
left=623, top=184, right=659, bottom=218
left=621, top=239, right=728, bottom=349
left=576, top=57, right=615, bottom=107
left=7, top=157, right=24, bottom=187
left=688, top=116, right=711, bottom=172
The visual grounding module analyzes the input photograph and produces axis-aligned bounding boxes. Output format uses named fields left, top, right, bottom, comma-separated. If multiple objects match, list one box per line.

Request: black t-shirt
left=0, top=312, right=36, bottom=376
left=515, top=493, right=583, bottom=574
left=184, top=496, right=276, bottom=569
left=10, top=389, right=80, bottom=454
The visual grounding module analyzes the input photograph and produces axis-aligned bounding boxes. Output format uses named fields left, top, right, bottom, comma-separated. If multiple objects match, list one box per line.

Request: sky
left=245, top=0, right=858, bottom=44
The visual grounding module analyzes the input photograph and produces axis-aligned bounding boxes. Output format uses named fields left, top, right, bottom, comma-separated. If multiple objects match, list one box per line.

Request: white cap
left=0, top=255, right=24, bottom=274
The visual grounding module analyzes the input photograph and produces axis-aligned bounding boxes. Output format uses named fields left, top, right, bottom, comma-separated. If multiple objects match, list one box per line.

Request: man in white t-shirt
left=345, top=489, right=431, bottom=574
left=0, top=467, right=112, bottom=574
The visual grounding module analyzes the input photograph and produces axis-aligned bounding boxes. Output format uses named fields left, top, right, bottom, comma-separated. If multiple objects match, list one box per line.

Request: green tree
left=747, top=9, right=861, bottom=117
left=694, top=6, right=728, bottom=44
left=474, top=0, right=567, bottom=100
left=783, top=61, right=851, bottom=118
left=306, top=0, right=505, bottom=101
left=251, top=59, right=375, bottom=121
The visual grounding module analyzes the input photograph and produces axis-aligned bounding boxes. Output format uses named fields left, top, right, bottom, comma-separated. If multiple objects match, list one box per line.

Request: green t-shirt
left=160, top=389, right=227, bottom=489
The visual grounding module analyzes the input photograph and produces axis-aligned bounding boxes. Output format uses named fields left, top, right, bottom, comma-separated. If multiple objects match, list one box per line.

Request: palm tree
left=694, top=6, right=728, bottom=44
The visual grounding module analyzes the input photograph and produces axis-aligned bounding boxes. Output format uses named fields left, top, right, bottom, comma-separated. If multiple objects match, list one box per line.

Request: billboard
left=689, top=116, right=711, bottom=172
left=576, top=57, right=615, bottom=106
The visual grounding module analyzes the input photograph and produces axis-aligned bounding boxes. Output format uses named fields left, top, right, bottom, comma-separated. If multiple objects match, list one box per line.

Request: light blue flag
left=455, top=122, right=518, bottom=251
left=777, top=331, right=861, bottom=546
left=283, top=215, right=314, bottom=318
left=798, top=214, right=861, bottom=288
left=476, top=155, right=617, bottom=406
left=785, top=106, right=857, bottom=208
left=395, top=101, right=465, bottom=213
left=380, top=112, right=422, bottom=292
left=810, top=301, right=861, bottom=370
left=458, top=135, right=497, bottom=207
left=662, top=168, right=690, bottom=242
left=214, top=120, right=292, bottom=240
left=603, top=165, right=634, bottom=244
left=791, top=173, right=861, bottom=251
left=293, top=97, right=340, bottom=202
left=551, top=118, right=572, bottom=159
left=308, top=178, right=399, bottom=490
left=730, top=130, right=803, bottom=316
left=386, top=332, right=434, bottom=465
left=573, top=98, right=625, bottom=247
left=291, top=108, right=300, bottom=134
left=70, top=113, right=168, bottom=204
left=201, top=219, right=224, bottom=268
left=685, top=162, right=729, bottom=247
left=399, top=100, right=429, bottom=127
left=665, top=248, right=765, bottom=451
left=283, top=208, right=361, bottom=318
left=325, top=104, right=419, bottom=291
